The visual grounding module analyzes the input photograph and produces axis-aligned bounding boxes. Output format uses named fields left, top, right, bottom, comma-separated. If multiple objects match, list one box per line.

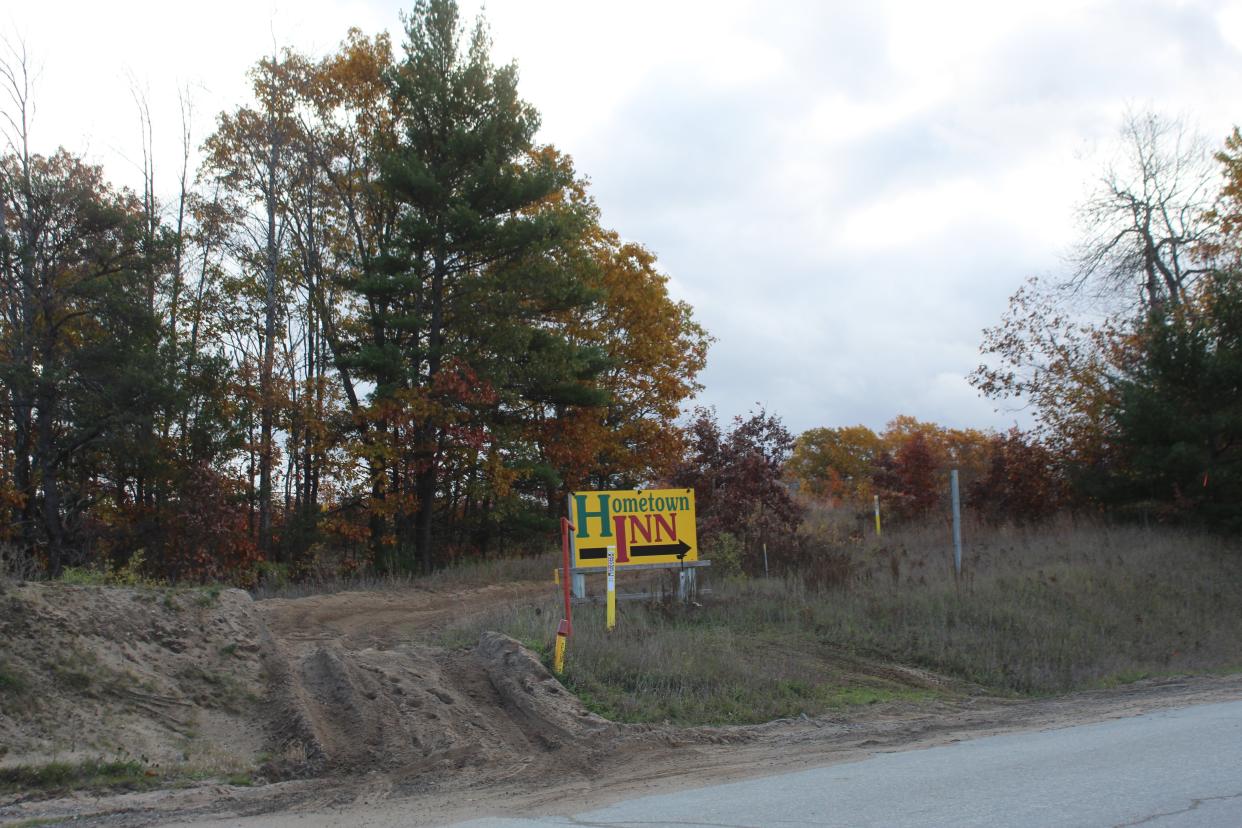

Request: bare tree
left=1072, top=111, right=1216, bottom=312
left=201, top=52, right=295, bottom=559
left=0, top=36, right=39, bottom=555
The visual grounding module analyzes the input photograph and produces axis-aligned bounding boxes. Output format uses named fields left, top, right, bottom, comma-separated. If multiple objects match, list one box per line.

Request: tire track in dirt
left=255, top=582, right=594, bottom=784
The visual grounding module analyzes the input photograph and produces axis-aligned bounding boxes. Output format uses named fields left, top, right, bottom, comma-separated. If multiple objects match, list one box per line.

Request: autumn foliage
left=0, top=2, right=708, bottom=582
left=790, top=417, right=1007, bottom=522
left=4, top=17, right=1242, bottom=589
left=672, top=407, right=801, bottom=574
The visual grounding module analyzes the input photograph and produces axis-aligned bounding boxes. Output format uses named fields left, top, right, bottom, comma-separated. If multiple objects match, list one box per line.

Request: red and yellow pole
left=560, top=517, right=574, bottom=636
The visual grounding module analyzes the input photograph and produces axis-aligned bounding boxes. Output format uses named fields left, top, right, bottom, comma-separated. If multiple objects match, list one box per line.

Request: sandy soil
left=0, top=582, right=269, bottom=773
left=2, top=579, right=1240, bottom=828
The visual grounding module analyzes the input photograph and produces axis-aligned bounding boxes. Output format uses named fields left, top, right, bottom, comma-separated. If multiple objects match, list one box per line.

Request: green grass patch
left=175, top=664, right=254, bottom=711
left=0, top=660, right=27, bottom=694
left=58, top=567, right=111, bottom=586
left=820, top=686, right=937, bottom=707
left=248, top=551, right=558, bottom=600
left=444, top=592, right=947, bottom=725
left=1093, top=669, right=1155, bottom=689
left=196, top=584, right=224, bottom=606
left=51, top=667, right=92, bottom=692
left=60, top=550, right=167, bottom=589
left=0, top=759, right=154, bottom=795
left=552, top=610, right=943, bottom=725
left=0, top=759, right=260, bottom=798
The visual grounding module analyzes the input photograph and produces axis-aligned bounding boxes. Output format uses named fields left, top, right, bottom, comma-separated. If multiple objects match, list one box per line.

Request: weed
left=821, top=686, right=935, bottom=708
left=175, top=664, right=254, bottom=711
left=793, top=519, right=1242, bottom=695
left=53, top=667, right=92, bottom=692
left=249, top=551, right=558, bottom=600
left=0, top=759, right=153, bottom=795
left=196, top=584, right=224, bottom=607
left=256, top=560, right=290, bottom=590
left=59, top=566, right=110, bottom=586
left=706, top=532, right=745, bottom=577
left=1094, top=669, right=1154, bottom=688
left=0, top=660, right=27, bottom=694
left=441, top=601, right=557, bottom=651
left=0, top=543, right=41, bottom=581
left=47, top=644, right=107, bottom=694
left=60, top=550, right=166, bottom=589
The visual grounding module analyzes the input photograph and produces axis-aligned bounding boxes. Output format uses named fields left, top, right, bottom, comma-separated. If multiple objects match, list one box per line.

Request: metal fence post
left=951, top=469, right=963, bottom=578
left=567, top=494, right=587, bottom=599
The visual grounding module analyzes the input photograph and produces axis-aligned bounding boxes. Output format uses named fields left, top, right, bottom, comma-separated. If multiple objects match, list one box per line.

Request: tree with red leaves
left=968, top=428, right=1065, bottom=524
left=873, top=431, right=939, bottom=520
left=672, top=406, right=801, bottom=572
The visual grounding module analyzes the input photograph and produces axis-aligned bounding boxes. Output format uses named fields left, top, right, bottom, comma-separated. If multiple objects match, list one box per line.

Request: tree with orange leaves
left=787, top=425, right=883, bottom=504
left=540, top=232, right=709, bottom=495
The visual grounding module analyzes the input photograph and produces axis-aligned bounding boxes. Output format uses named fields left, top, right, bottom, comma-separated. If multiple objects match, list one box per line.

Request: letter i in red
left=611, top=515, right=630, bottom=563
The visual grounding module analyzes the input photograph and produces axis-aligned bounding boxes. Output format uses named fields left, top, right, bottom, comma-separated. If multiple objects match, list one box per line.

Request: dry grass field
left=442, top=517, right=1242, bottom=724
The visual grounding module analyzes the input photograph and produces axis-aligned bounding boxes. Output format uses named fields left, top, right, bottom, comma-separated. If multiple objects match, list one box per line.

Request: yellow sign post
left=553, top=619, right=569, bottom=674
left=606, top=546, right=617, bottom=631
left=570, top=488, right=697, bottom=569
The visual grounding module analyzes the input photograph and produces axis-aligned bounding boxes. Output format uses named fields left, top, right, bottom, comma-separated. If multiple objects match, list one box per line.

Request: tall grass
left=443, top=518, right=1242, bottom=724
left=249, top=551, right=558, bottom=600
left=809, top=517, right=1242, bottom=693
left=0, top=759, right=152, bottom=795
left=442, top=593, right=935, bottom=724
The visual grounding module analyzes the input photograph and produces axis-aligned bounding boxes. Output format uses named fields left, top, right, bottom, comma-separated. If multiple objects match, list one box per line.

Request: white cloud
left=5, top=0, right=1242, bottom=434
left=1220, top=0, right=1242, bottom=51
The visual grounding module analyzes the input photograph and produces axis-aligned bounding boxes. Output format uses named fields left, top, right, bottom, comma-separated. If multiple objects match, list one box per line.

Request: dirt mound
left=261, top=614, right=621, bottom=787
left=476, top=631, right=614, bottom=743
left=0, top=582, right=268, bottom=774
left=271, top=640, right=490, bottom=775
left=1, top=579, right=620, bottom=806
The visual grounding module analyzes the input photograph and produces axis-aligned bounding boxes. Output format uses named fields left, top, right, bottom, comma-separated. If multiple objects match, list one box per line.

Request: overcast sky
left=8, top=0, right=1242, bottom=434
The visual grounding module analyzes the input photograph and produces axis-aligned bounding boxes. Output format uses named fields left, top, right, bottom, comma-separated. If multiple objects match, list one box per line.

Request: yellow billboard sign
left=570, top=488, right=697, bottom=568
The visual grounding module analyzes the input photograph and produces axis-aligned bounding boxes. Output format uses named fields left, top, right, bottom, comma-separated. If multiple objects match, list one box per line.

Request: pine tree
left=1107, top=272, right=1242, bottom=527
left=357, top=0, right=601, bottom=569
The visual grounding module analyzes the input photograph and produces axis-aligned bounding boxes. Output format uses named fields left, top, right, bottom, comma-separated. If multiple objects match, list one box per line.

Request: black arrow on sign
left=578, top=539, right=692, bottom=560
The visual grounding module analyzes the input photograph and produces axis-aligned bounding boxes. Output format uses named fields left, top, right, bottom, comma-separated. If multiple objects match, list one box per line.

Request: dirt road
left=3, top=581, right=1241, bottom=827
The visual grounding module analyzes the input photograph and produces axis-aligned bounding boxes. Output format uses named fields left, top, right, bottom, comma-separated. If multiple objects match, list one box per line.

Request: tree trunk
left=413, top=256, right=446, bottom=571
left=35, top=386, right=65, bottom=576
left=258, top=122, right=280, bottom=559
left=12, top=401, right=34, bottom=552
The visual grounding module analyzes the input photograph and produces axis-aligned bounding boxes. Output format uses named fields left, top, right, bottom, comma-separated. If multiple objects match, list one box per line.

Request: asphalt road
left=451, top=699, right=1242, bottom=828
